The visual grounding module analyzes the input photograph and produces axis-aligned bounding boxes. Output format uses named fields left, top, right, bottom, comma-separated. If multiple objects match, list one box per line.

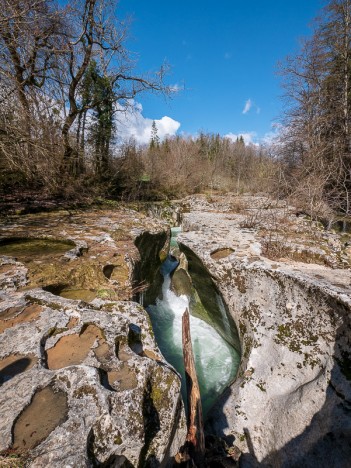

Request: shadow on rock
left=0, top=357, right=33, bottom=385
left=206, top=295, right=351, bottom=468
left=259, top=296, right=351, bottom=468
left=139, top=378, right=161, bottom=468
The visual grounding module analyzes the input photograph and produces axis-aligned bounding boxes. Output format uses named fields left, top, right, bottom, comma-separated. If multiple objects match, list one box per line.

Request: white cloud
left=224, top=131, right=258, bottom=145
left=242, top=99, right=252, bottom=114
left=116, top=101, right=180, bottom=145
left=242, top=98, right=261, bottom=115
left=261, top=123, right=282, bottom=145
left=169, top=83, right=183, bottom=92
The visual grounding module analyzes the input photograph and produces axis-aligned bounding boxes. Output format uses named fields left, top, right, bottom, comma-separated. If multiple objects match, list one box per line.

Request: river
left=147, top=229, right=241, bottom=417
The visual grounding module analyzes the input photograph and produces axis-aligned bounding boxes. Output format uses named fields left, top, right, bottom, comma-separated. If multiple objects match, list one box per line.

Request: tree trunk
left=62, top=112, right=80, bottom=176
left=181, top=308, right=205, bottom=465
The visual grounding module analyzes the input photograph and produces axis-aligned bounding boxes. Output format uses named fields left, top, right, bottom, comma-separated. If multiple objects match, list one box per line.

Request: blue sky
left=116, top=0, right=324, bottom=144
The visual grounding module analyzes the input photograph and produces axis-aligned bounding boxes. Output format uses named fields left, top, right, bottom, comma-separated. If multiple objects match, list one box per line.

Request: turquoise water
left=147, top=241, right=240, bottom=417
left=170, top=226, right=181, bottom=248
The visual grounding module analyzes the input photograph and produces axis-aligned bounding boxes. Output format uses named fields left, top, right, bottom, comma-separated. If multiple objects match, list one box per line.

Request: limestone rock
left=177, top=193, right=351, bottom=467
left=0, top=287, right=186, bottom=466
left=0, top=208, right=169, bottom=301
left=0, top=256, right=27, bottom=292
left=0, top=208, right=184, bottom=467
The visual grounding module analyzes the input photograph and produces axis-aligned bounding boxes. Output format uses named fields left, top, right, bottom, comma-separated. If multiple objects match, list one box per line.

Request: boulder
left=178, top=194, right=351, bottom=467
left=0, top=276, right=186, bottom=466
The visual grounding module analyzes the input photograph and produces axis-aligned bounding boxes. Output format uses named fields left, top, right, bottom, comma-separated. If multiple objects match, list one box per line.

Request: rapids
left=147, top=254, right=240, bottom=417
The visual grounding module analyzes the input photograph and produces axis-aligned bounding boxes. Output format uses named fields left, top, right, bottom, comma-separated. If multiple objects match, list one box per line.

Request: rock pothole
left=128, top=323, right=143, bottom=355
left=210, top=247, right=235, bottom=260
left=102, top=264, right=115, bottom=279
left=0, top=304, right=43, bottom=334
left=43, top=284, right=96, bottom=302
left=46, top=324, right=110, bottom=369
left=115, top=337, right=134, bottom=361
left=108, top=363, right=138, bottom=391
left=12, top=386, right=68, bottom=451
left=0, top=238, right=75, bottom=262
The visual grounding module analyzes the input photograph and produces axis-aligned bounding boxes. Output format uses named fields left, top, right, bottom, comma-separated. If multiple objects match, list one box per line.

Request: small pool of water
left=59, top=289, right=96, bottom=302
left=0, top=238, right=74, bottom=261
left=147, top=255, right=240, bottom=417
left=43, top=285, right=96, bottom=302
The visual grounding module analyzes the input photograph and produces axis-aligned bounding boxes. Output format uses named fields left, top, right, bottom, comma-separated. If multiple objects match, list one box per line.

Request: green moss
left=144, top=314, right=155, bottom=339
left=72, top=385, right=98, bottom=400
left=274, top=317, right=323, bottom=358
left=301, top=335, right=318, bottom=346
left=150, top=386, right=163, bottom=407
left=149, top=367, right=175, bottom=411
left=239, top=320, right=247, bottom=337
left=256, top=381, right=267, bottom=392
left=96, top=289, right=115, bottom=300
left=243, top=336, right=253, bottom=359
left=99, top=302, right=119, bottom=312
left=47, top=327, right=67, bottom=337
left=25, top=295, right=62, bottom=310
left=277, top=324, right=292, bottom=339
left=114, top=433, right=123, bottom=445
left=159, top=249, right=168, bottom=263
left=242, top=303, right=261, bottom=329
left=233, top=273, right=247, bottom=294
left=0, top=452, right=27, bottom=467
left=289, top=340, right=301, bottom=353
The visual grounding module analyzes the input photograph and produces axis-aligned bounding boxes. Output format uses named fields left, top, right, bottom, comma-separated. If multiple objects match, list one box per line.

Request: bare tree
left=0, top=0, right=69, bottom=191
left=278, top=0, right=351, bottom=216
left=58, top=0, right=171, bottom=176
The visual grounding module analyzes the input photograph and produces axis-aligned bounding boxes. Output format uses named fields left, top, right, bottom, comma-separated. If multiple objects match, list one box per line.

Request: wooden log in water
left=182, top=308, right=205, bottom=464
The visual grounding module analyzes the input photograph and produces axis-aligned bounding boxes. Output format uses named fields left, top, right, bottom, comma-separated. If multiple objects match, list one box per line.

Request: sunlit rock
left=178, top=193, right=351, bottom=467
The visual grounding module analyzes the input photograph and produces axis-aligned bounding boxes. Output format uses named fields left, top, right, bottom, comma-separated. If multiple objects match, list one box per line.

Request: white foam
left=148, top=258, right=240, bottom=414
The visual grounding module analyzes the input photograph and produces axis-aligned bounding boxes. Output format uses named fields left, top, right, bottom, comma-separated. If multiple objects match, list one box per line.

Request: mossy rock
left=170, top=268, right=192, bottom=296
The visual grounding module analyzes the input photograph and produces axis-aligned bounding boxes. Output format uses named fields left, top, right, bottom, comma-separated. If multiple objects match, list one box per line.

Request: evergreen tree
left=81, top=61, right=115, bottom=176
left=149, top=120, right=160, bottom=149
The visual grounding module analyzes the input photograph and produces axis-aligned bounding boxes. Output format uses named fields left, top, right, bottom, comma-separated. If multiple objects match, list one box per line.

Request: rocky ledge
left=0, top=208, right=185, bottom=467
left=177, top=194, right=351, bottom=467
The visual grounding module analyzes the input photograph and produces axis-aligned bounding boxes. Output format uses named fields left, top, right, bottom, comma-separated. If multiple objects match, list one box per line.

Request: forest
left=0, top=0, right=351, bottom=223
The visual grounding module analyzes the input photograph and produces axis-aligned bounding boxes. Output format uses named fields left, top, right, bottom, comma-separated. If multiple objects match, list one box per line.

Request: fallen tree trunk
left=181, top=308, right=205, bottom=464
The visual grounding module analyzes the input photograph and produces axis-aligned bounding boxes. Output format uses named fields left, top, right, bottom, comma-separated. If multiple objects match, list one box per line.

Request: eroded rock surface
left=0, top=208, right=185, bottom=467
left=0, top=207, right=169, bottom=301
left=0, top=278, right=185, bottom=466
left=178, top=193, right=351, bottom=467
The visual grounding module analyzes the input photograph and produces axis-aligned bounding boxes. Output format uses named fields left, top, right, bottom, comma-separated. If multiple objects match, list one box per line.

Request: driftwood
left=175, top=309, right=240, bottom=467
left=181, top=308, right=205, bottom=465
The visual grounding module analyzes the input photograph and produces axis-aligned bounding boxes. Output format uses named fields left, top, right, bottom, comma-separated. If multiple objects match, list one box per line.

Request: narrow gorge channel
left=145, top=228, right=241, bottom=417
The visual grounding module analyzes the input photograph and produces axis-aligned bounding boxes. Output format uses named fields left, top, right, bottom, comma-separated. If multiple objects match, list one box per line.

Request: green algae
left=0, top=238, right=74, bottom=261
